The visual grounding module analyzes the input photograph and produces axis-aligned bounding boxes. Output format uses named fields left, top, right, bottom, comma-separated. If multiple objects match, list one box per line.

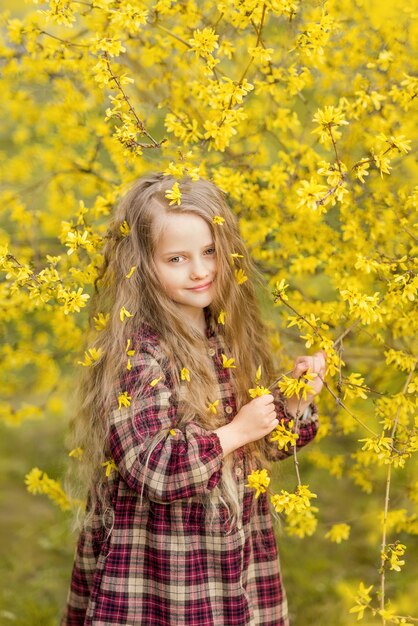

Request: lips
left=188, top=281, right=212, bottom=291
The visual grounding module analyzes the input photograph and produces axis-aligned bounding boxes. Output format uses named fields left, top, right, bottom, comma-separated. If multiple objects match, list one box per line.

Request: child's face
left=153, top=212, right=217, bottom=327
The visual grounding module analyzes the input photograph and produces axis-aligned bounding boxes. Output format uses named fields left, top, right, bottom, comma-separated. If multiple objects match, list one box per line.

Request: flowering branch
left=103, top=52, right=166, bottom=149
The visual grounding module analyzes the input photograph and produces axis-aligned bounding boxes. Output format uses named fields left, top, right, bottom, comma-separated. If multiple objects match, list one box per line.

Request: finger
left=293, top=360, right=311, bottom=377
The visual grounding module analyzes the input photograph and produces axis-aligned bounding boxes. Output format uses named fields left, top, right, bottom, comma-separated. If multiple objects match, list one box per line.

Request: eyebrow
left=162, top=242, right=215, bottom=256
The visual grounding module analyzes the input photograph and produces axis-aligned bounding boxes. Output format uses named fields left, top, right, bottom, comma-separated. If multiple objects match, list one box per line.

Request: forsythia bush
left=0, top=0, right=417, bottom=623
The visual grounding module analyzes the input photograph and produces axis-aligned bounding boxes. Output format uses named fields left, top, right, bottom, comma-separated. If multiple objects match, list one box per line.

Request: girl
left=62, top=173, right=326, bottom=626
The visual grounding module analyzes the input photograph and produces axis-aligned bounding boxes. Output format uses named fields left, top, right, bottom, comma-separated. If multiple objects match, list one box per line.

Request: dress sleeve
left=263, top=389, right=319, bottom=462
left=107, top=344, right=223, bottom=503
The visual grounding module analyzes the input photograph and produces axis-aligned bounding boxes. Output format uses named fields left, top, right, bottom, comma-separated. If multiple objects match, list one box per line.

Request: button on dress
left=62, top=321, right=318, bottom=626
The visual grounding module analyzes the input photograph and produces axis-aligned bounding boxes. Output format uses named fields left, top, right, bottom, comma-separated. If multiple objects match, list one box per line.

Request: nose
left=190, top=257, right=209, bottom=281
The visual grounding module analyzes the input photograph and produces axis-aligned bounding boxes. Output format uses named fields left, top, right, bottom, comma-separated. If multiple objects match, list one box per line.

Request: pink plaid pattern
left=62, top=321, right=318, bottom=625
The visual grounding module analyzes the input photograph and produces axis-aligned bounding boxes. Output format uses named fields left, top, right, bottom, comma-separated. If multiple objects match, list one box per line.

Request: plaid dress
left=62, top=320, right=318, bottom=626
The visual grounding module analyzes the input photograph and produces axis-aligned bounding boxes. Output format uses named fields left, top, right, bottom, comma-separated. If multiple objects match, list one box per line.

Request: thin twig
left=380, top=362, right=417, bottom=622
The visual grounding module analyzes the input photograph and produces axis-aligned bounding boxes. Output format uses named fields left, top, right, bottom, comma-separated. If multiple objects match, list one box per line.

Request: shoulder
left=128, top=324, right=174, bottom=381
left=130, top=323, right=165, bottom=359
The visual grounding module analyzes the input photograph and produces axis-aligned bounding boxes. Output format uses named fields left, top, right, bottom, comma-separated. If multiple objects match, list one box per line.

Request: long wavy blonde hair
left=68, top=173, right=276, bottom=525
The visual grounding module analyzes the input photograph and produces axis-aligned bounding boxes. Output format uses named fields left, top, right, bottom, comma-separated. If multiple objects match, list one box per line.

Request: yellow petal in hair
left=125, top=339, right=135, bottom=356
left=120, top=306, right=133, bottom=322
left=165, top=182, right=182, bottom=206
left=126, top=265, right=137, bottom=278
left=150, top=376, right=162, bottom=387
left=68, top=447, right=84, bottom=459
left=169, top=429, right=177, bottom=436
left=207, top=399, right=219, bottom=414
left=217, top=310, right=226, bottom=325
left=118, top=391, right=132, bottom=409
left=222, top=353, right=236, bottom=369
left=180, top=367, right=190, bottom=382
left=234, top=268, right=248, bottom=285
left=229, top=252, right=244, bottom=266
left=255, top=365, right=262, bottom=383
left=119, top=220, right=130, bottom=237
left=102, top=459, right=119, bottom=477
left=212, top=215, right=225, bottom=225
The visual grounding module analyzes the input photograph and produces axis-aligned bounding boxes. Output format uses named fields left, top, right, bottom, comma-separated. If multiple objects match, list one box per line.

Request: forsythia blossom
left=246, top=469, right=271, bottom=498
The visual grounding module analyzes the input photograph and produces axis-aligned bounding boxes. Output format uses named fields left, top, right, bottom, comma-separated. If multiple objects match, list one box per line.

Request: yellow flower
left=180, top=367, right=190, bottom=381
left=278, top=373, right=315, bottom=400
left=377, top=133, right=411, bottom=154
left=120, top=306, right=133, bottom=322
left=212, top=215, right=225, bottom=225
left=273, top=279, right=289, bottom=302
left=125, top=339, right=135, bottom=370
left=165, top=182, right=182, bottom=206
left=118, top=391, right=132, bottom=409
left=229, top=253, right=244, bottom=266
left=25, top=468, right=72, bottom=511
left=248, top=385, right=270, bottom=398
left=93, top=312, right=110, bottom=330
left=125, top=339, right=135, bottom=356
left=65, top=230, right=92, bottom=255
left=312, top=105, right=349, bottom=144
left=296, top=177, right=328, bottom=211
left=25, top=467, right=44, bottom=494
left=102, top=459, right=119, bottom=477
left=270, top=419, right=299, bottom=451
left=349, top=582, right=374, bottom=621
left=207, top=399, right=219, bottom=414
left=325, top=523, right=350, bottom=543
left=126, top=265, right=137, bottom=278
left=94, top=36, right=126, bottom=58
left=188, top=27, right=219, bottom=58
left=246, top=469, right=271, bottom=498
left=68, top=447, right=84, bottom=459
left=77, top=347, right=102, bottom=366
left=217, top=310, right=226, bottom=324
left=119, top=220, right=130, bottom=237
left=150, top=376, right=162, bottom=387
left=234, top=268, right=248, bottom=285
left=222, top=353, right=236, bottom=369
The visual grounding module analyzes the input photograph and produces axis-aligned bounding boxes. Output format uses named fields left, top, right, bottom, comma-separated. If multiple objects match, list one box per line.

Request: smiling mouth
left=188, top=282, right=212, bottom=291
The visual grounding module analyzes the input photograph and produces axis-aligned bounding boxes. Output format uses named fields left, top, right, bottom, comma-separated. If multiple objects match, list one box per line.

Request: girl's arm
left=108, top=343, right=224, bottom=504
left=215, top=351, right=326, bottom=459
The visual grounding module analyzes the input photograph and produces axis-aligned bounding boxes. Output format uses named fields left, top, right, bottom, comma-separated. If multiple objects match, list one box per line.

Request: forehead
left=154, top=212, right=213, bottom=250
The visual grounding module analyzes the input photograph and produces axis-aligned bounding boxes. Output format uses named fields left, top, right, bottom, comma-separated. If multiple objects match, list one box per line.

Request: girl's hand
left=292, top=350, right=327, bottom=397
left=232, top=394, right=279, bottom=445
left=214, top=394, right=278, bottom=456
left=286, top=350, right=327, bottom=416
